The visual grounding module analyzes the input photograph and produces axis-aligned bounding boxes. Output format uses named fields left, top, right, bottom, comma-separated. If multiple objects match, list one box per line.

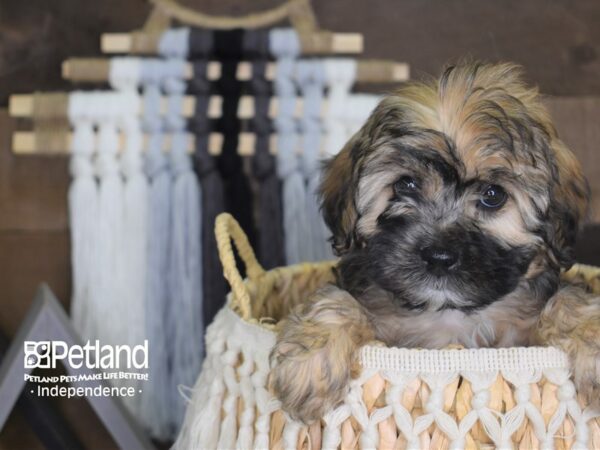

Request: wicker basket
left=174, top=213, right=600, bottom=450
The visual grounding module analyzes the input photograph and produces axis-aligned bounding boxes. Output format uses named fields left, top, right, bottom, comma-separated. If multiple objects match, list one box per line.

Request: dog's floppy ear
left=320, top=135, right=361, bottom=255
left=546, top=139, right=589, bottom=269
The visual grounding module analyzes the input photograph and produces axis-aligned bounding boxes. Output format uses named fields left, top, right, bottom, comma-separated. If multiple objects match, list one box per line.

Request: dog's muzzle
left=420, top=244, right=459, bottom=273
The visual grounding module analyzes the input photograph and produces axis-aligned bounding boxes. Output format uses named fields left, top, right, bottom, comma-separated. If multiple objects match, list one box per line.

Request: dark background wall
left=0, top=0, right=599, bottom=448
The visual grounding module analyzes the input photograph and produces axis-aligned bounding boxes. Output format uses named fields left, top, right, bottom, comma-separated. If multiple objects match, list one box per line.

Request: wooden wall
left=2, top=0, right=600, bottom=103
left=0, top=1, right=599, bottom=448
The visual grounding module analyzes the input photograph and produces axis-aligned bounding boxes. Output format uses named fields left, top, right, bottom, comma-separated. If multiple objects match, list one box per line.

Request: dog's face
left=321, top=62, right=589, bottom=312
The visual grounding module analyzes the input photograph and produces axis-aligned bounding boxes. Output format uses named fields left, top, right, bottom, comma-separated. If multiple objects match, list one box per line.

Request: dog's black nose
left=420, top=245, right=458, bottom=270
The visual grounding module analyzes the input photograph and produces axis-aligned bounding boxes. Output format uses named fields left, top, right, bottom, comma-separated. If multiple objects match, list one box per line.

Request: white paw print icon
left=24, top=341, right=51, bottom=369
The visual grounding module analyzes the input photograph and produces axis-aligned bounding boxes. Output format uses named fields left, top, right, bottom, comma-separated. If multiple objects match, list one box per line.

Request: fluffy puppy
left=271, top=61, right=600, bottom=423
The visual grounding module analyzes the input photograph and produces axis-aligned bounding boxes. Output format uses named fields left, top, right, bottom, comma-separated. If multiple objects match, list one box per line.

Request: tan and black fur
left=270, top=61, right=600, bottom=423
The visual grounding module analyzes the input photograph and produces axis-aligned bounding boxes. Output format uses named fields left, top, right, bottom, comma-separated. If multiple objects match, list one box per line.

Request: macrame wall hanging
left=296, top=59, right=330, bottom=262
left=215, top=29, right=258, bottom=250
left=68, top=92, right=98, bottom=344
left=323, top=59, right=357, bottom=159
left=90, top=91, right=132, bottom=405
left=246, top=29, right=286, bottom=270
left=157, top=30, right=205, bottom=433
left=187, top=30, right=229, bottom=330
left=9, top=0, right=411, bottom=443
left=271, top=28, right=307, bottom=265
left=109, top=59, right=149, bottom=417
left=138, top=58, right=173, bottom=440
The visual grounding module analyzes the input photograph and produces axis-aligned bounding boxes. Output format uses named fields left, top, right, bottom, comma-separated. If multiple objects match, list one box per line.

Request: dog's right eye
left=479, top=184, right=507, bottom=210
left=393, top=176, right=419, bottom=197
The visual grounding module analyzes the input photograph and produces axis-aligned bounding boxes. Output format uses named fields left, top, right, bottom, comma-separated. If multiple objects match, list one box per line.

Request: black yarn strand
left=244, top=29, right=285, bottom=269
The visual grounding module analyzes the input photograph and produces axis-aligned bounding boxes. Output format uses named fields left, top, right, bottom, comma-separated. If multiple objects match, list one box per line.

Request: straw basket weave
left=174, top=213, right=600, bottom=450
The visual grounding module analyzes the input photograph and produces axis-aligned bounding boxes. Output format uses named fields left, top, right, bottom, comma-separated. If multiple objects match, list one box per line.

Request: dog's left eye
left=393, top=176, right=419, bottom=197
left=479, top=184, right=507, bottom=209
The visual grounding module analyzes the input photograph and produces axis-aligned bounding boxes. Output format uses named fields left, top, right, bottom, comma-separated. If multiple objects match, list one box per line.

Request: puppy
left=271, top=61, right=600, bottom=423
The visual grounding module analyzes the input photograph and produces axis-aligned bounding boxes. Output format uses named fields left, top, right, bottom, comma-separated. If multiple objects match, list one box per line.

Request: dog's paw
left=535, top=285, right=600, bottom=411
left=568, top=323, right=600, bottom=411
left=270, top=336, right=353, bottom=423
left=269, top=286, right=374, bottom=424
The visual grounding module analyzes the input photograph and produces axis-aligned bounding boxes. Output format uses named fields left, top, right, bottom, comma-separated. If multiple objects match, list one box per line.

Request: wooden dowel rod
left=63, top=58, right=410, bottom=84
left=101, top=33, right=134, bottom=53
left=332, top=34, right=363, bottom=54
left=205, top=96, right=309, bottom=120
left=12, top=131, right=195, bottom=155
left=9, top=94, right=36, bottom=117
left=61, top=59, right=112, bottom=83
left=9, top=94, right=196, bottom=118
left=101, top=31, right=363, bottom=55
left=11, top=132, right=283, bottom=156
left=11, top=93, right=200, bottom=118
left=10, top=93, right=201, bottom=119
left=11, top=94, right=316, bottom=120
left=62, top=59, right=261, bottom=81
left=355, top=59, right=411, bottom=84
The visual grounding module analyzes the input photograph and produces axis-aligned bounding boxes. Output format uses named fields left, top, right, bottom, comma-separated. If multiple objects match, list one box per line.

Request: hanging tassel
left=187, top=30, right=226, bottom=329
left=109, top=58, right=147, bottom=417
left=188, top=58, right=228, bottom=328
left=158, top=27, right=190, bottom=59
left=214, top=30, right=257, bottom=249
left=92, top=91, right=126, bottom=354
left=159, top=46, right=204, bottom=432
left=320, top=60, right=358, bottom=257
left=68, top=92, right=99, bottom=341
left=344, top=94, right=380, bottom=140
left=322, top=59, right=357, bottom=158
left=137, top=58, right=174, bottom=441
left=296, top=60, right=332, bottom=262
left=270, top=28, right=309, bottom=265
left=168, top=132, right=204, bottom=432
left=246, top=29, right=286, bottom=269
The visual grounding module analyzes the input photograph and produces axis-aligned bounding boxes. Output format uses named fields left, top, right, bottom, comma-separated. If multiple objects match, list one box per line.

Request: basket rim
left=219, top=260, right=600, bottom=374
left=359, top=345, right=570, bottom=373
left=222, top=304, right=570, bottom=372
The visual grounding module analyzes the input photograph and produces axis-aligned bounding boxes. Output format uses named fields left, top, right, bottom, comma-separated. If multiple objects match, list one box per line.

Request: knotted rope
left=295, top=59, right=331, bottom=261
left=109, top=58, right=147, bottom=417
left=322, top=58, right=356, bottom=158
left=187, top=31, right=228, bottom=328
left=270, top=28, right=307, bottom=265
left=159, top=30, right=205, bottom=433
left=245, top=29, right=285, bottom=269
left=214, top=29, right=257, bottom=252
left=92, top=91, right=126, bottom=360
left=137, top=58, right=174, bottom=440
left=68, top=92, right=99, bottom=343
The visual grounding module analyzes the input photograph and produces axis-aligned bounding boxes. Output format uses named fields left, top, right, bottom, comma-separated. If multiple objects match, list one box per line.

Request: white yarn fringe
left=343, top=94, right=380, bottom=141
left=322, top=59, right=357, bottom=158
left=92, top=92, right=126, bottom=357
left=168, top=133, right=204, bottom=431
left=295, top=60, right=331, bottom=262
left=137, top=58, right=174, bottom=441
left=159, top=49, right=204, bottom=434
left=270, top=28, right=310, bottom=265
left=109, top=58, right=147, bottom=417
left=68, top=92, right=99, bottom=342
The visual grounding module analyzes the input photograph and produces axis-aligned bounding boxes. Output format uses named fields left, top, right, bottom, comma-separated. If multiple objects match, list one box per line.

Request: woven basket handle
left=215, top=213, right=265, bottom=320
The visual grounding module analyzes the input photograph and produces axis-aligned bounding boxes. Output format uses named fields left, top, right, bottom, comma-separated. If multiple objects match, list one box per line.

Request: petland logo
left=24, top=340, right=149, bottom=370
